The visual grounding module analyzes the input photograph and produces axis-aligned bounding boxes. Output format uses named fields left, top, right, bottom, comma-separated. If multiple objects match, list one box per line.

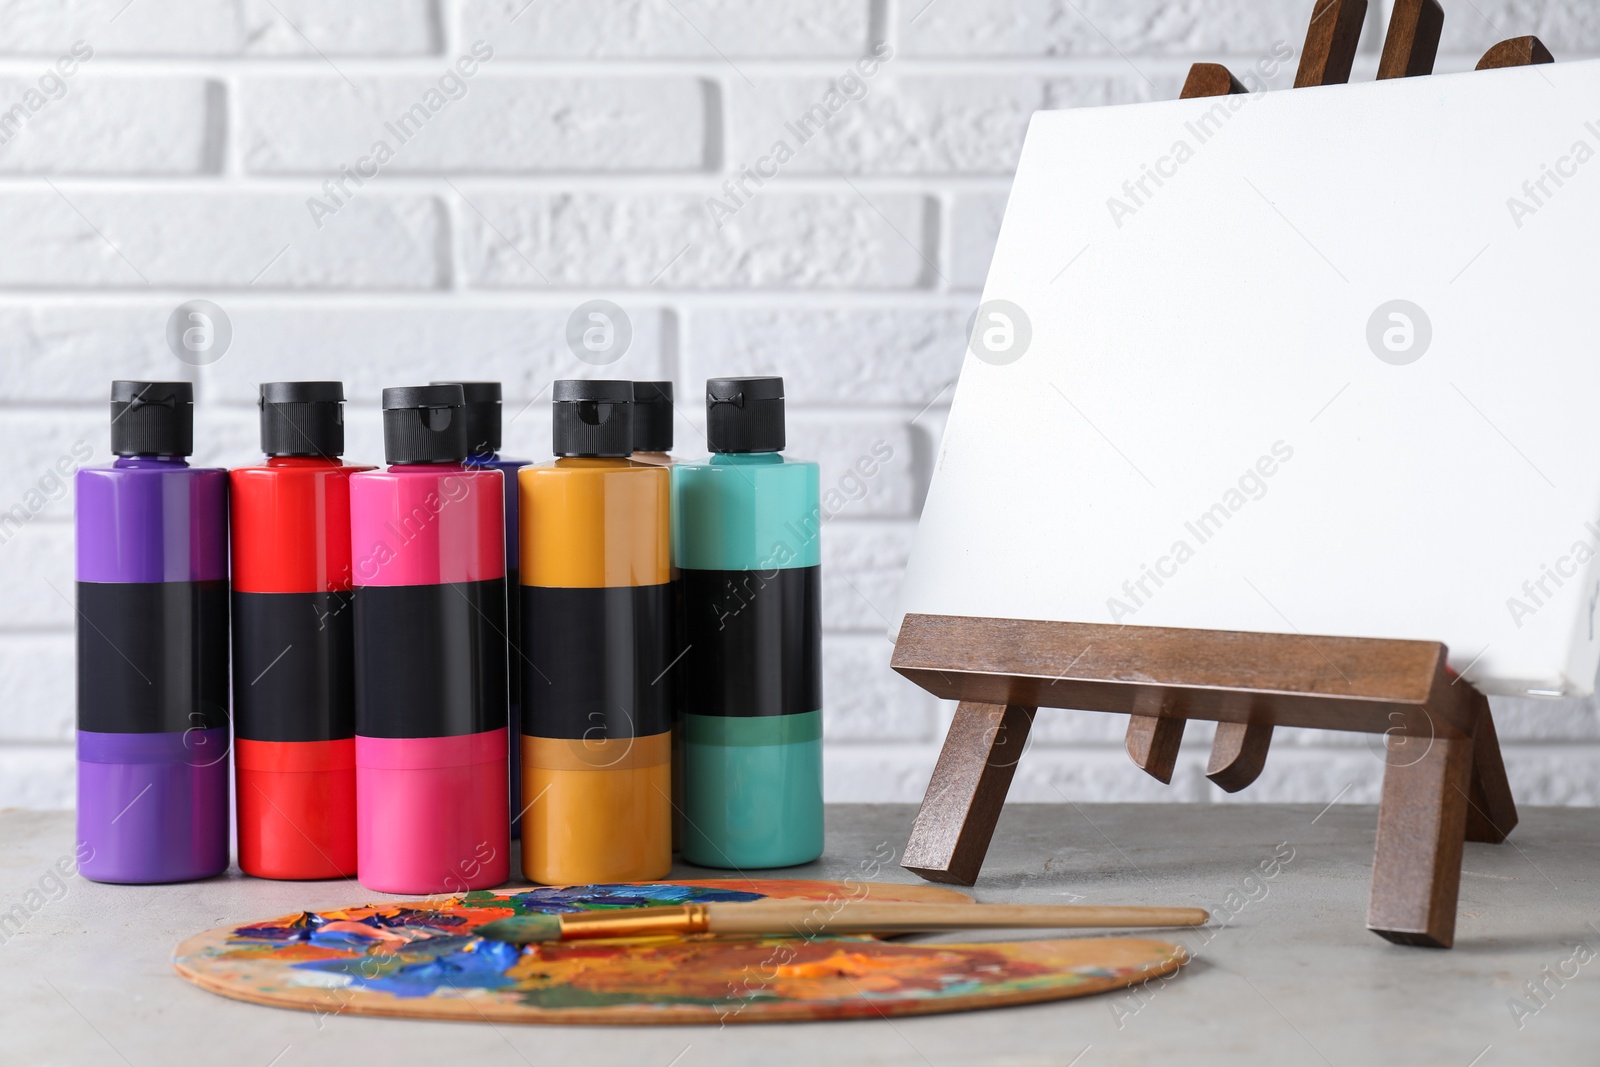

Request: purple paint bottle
left=76, top=381, right=230, bottom=883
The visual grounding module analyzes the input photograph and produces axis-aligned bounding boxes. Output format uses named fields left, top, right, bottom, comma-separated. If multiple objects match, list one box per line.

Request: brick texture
left=727, top=75, right=1160, bottom=175
left=686, top=305, right=967, bottom=404
left=1, top=1, right=1596, bottom=812
left=0, top=77, right=222, bottom=174
left=896, top=1, right=1345, bottom=58
left=0, top=193, right=447, bottom=289
left=0, top=0, right=439, bottom=56
left=196, top=304, right=674, bottom=405
left=240, top=77, right=710, bottom=174
left=459, top=0, right=870, bottom=58
left=0, top=303, right=177, bottom=402
left=0, top=411, right=104, bottom=521
left=0, top=636, right=73, bottom=743
left=0, top=520, right=76, bottom=629
left=1427, top=1, right=1600, bottom=57
left=457, top=190, right=934, bottom=289
left=949, top=194, right=1008, bottom=290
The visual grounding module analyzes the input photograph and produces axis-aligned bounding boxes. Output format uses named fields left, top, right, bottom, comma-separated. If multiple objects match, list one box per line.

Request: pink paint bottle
left=350, top=385, right=509, bottom=894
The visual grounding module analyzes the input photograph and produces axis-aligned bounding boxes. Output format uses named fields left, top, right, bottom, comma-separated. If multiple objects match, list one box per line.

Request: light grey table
left=3, top=803, right=1597, bottom=1066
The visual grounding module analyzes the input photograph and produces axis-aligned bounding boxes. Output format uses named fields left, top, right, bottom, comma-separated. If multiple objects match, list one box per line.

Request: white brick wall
left=0, top=1, right=441, bottom=56
left=239, top=76, right=713, bottom=173
left=2, top=0, right=1596, bottom=811
left=461, top=0, right=872, bottom=58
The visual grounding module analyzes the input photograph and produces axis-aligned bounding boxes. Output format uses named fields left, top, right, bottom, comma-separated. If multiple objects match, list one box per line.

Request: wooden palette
left=173, top=880, right=1188, bottom=1024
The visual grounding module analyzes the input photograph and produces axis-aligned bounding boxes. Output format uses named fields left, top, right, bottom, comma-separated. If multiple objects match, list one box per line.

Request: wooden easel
left=893, top=0, right=1548, bottom=949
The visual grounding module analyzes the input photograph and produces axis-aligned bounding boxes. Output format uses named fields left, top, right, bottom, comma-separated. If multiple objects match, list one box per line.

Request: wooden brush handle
left=705, top=901, right=1209, bottom=935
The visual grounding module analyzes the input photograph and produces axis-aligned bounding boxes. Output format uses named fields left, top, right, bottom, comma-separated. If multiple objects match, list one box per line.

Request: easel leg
left=1476, top=35, right=1554, bottom=70
left=1206, top=721, right=1274, bottom=793
left=902, top=702, right=1035, bottom=885
left=1126, top=713, right=1185, bottom=784
left=1180, top=63, right=1245, bottom=98
left=1367, top=726, right=1474, bottom=948
left=1295, top=0, right=1368, bottom=87
left=1377, top=0, right=1443, bottom=80
left=1464, top=694, right=1517, bottom=843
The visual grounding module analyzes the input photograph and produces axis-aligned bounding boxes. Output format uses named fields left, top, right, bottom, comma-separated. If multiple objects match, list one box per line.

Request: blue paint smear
left=509, top=883, right=765, bottom=914
left=294, top=939, right=523, bottom=999
left=376, top=910, right=467, bottom=930
left=239, top=883, right=772, bottom=1001
left=234, top=911, right=327, bottom=941
left=307, top=927, right=387, bottom=949
left=235, top=908, right=467, bottom=945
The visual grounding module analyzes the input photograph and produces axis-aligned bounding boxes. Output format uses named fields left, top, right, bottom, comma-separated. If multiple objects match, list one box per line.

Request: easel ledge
left=891, top=613, right=1519, bottom=948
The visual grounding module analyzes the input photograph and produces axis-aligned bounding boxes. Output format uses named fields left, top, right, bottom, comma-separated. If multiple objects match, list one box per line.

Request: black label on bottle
left=678, top=565, right=821, bottom=717
left=354, top=578, right=509, bottom=739
left=520, top=583, right=674, bottom=739
left=233, top=590, right=355, bottom=742
left=76, top=580, right=230, bottom=734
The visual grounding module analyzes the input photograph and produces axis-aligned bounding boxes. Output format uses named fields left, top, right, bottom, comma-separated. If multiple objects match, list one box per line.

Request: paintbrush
left=474, top=901, right=1210, bottom=945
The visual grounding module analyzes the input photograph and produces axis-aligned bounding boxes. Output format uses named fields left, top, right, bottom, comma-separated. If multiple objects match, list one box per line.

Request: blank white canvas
left=896, top=59, right=1600, bottom=697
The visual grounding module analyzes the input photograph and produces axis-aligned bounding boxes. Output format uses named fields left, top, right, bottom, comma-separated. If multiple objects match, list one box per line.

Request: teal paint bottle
left=673, top=377, right=823, bottom=868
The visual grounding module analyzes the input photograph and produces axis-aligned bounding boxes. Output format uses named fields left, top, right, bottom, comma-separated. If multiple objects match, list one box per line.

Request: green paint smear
left=313, top=956, right=409, bottom=979
left=517, top=985, right=758, bottom=1010
left=457, top=893, right=534, bottom=915
left=510, top=974, right=1096, bottom=1014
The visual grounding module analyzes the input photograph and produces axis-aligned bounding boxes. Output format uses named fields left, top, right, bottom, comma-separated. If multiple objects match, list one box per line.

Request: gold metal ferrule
left=557, top=904, right=711, bottom=941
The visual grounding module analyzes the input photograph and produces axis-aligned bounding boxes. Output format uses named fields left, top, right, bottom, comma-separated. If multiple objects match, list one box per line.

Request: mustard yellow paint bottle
left=519, top=380, right=673, bottom=884
left=627, top=381, right=684, bottom=850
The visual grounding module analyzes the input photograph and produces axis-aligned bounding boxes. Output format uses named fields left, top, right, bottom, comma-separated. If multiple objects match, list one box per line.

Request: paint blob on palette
left=173, top=880, right=1188, bottom=1025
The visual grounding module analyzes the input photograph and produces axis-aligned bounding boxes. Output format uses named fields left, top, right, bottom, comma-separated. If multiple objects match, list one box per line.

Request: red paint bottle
left=230, top=382, right=373, bottom=879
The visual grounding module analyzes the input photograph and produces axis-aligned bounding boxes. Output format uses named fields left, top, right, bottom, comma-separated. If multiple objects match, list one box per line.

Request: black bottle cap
left=632, top=381, right=673, bottom=453
left=431, top=380, right=501, bottom=456
left=260, top=381, right=345, bottom=458
left=552, top=380, right=633, bottom=458
left=706, top=376, right=785, bottom=454
left=382, top=385, right=467, bottom=465
left=110, top=380, right=194, bottom=457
